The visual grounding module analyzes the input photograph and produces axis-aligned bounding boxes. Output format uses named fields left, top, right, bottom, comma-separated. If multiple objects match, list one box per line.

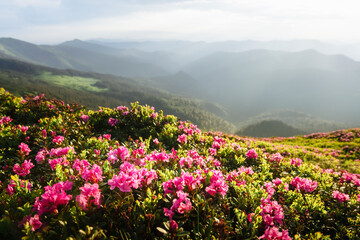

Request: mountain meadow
left=1, top=37, right=360, bottom=239
left=1, top=88, right=360, bottom=239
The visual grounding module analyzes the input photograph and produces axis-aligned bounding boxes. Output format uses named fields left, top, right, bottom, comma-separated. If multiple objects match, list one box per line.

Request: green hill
left=236, top=120, right=305, bottom=137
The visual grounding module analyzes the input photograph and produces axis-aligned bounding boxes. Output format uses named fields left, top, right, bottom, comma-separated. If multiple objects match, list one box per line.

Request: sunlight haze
left=1, top=0, right=360, bottom=43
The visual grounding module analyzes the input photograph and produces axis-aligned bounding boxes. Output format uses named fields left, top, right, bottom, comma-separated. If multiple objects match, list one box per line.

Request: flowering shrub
left=1, top=87, right=360, bottom=239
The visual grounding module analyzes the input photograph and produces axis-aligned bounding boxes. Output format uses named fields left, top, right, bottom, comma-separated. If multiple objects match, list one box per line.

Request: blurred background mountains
left=1, top=37, right=359, bottom=136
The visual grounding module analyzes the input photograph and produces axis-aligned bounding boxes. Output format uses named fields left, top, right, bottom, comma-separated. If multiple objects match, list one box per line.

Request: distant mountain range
left=0, top=37, right=359, bottom=135
left=0, top=57, right=235, bottom=133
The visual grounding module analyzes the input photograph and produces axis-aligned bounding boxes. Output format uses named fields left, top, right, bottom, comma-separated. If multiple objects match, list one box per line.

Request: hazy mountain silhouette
left=236, top=120, right=305, bottom=137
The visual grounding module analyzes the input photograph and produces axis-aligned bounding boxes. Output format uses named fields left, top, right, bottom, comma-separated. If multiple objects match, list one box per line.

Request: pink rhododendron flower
left=107, top=146, right=130, bottom=164
left=172, top=190, right=192, bottom=214
left=48, top=157, right=69, bottom=171
left=205, top=170, right=228, bottom=197
left=53, top=135, right=64, bottom=144
left=21, top=126, right=29, bottom=134
left=103, top=134, right=111, bottom=140
left=80, top=114, right=89, bottom=122
left=246, top=149, right=258, bottom=159
left=212, top=136, right=226, bottom=149
left=177, top=134, right=187, bottom=144
left=81, top=164, right=103, bottom=183
left=49, top=146, right=74, bottom=157
left=32, top=181, right=73, bottom=216
left=264, top=182, right=276, bottom=198
left=290, top=177, right=317, bottom=193
left=260, top=198, right=284, bottom=228
left=73, top=159, right=90, bottom=174
left=0, top=116, right=12, bottom=125
left=42, top=129, right=47, bottom=138
left=290, top=158, right=303, bottom=167
left=259, top=226, right=291, bottom=240
left=272, top=178, right=283, bottom=187
left=145, top=150, right=170, bottom=163
left=116, top=106, right=128, bottom=111
left=332, top=190, right=350, bottom=202
left=13, top=159, right=34, bottom=176
left=269, top=153, right=283, bottom=163
left=170, top=220, right=178, bottom=231
left=76, top=183, right=101, bottom=210
left=153, top=138, right=159, bottom=145
left=19, top=214, right=42, bottom=232
left=35, top=149, right=48, bottom=164
left=19, top=142, right=31, bottom=156
left=108, top=118, right=118, bottom=126
left=208, top=148, right=217, bottom=156
left=108, top=162, right=157, bottom=192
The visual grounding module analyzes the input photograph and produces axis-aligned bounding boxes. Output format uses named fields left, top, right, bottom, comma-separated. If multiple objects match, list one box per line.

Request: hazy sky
left=1, top=0, right=360, bottom=44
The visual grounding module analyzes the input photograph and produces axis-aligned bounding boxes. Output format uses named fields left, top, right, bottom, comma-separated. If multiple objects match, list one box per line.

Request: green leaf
left=156, top=227, right=168, bottom=235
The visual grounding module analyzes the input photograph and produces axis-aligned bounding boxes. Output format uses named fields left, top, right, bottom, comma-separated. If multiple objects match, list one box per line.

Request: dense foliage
left=1, top=88, right=360, bottom=239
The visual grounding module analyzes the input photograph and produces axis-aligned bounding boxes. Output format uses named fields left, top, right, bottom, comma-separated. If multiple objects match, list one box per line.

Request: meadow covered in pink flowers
left=1, top=88, right=360, bottom=239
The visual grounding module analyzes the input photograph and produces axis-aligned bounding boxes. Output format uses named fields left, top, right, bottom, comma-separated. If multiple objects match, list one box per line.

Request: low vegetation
left=1, top=88, right=360, bottom=239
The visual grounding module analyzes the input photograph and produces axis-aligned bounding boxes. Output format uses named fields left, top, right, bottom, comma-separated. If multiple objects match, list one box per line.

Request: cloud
left=7, top=0, right=62, bottom=8
left=3, top=0, right=360, bottom=43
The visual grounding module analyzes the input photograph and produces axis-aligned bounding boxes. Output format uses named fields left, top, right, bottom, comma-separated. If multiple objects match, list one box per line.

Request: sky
left=1, top=0, right=360, bottom=44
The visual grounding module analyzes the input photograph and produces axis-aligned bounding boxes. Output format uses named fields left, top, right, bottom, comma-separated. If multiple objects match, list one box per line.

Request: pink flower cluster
left=19, top=142, right=31, bottom=156
left=80, top=114, right=89, bottom=122
left=49, top=157, right=69, bottom=170
left=107, top=146, right=130, bottom=164
left=290, top=158, right=303, bottom=167
left=21, top=126, right=29, bottom=134
left=177, top=134, right=187, bottom=144
left=332, top=190, right=350, bottom=202
left=163, top=171, right=201, bottom=195
left=164, top=190, right=192, bottom=220
left=162, top=171, right=204, bottom=219
left=73, top=159, right=90, bottom=174
left=82, top=164, right=103, bottom=183
left=33, top=181, right=73, bottom=216
left=108, top=118, right=118, bottom=127
left=53, top=135, right=64, bottom=144
left=178, top=121, right=201, bottom=135
left=35, top=149, right=48, bottom=164
left=49, top=146, right=74, bottom=157
left=290, top=177, right=318, bottom=193
left=13, top=159, right=34, bottom=176
left=205, top=170, right=228, bottom=197
left=226, top=166, right=254, bottom=186
left=269, top=153, right=283, bottom=163
left=260, top=198, right=284, bottom=228
left=145, top=150, right=170, bottom=163
left=246, top=149, right=258, bottom=159
left=259, top=226, right=291, bottom=240
left=108, top=162, right=157, bottom=192
left=212, top=136, right=227, bottom=149
left=0, top=116, right=12, bottom=125
left=340, top=172, right=360, bottom=186
left=76, top=183, right=101, bottom=210
left=19, top=214, right=42, bottom=231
